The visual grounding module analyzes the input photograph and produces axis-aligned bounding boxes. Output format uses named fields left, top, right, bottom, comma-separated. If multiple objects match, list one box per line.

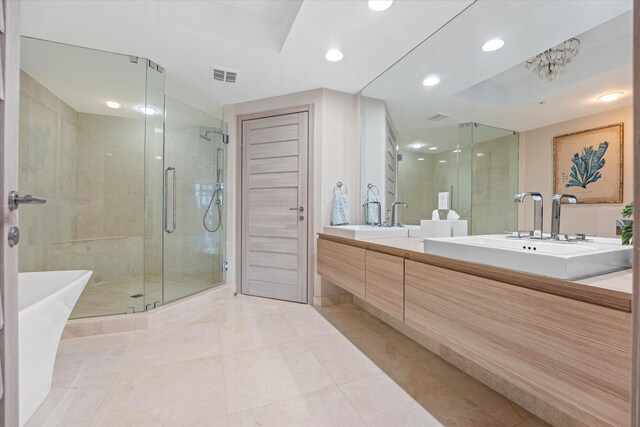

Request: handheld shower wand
left=203, top=147, right=224, bottom=232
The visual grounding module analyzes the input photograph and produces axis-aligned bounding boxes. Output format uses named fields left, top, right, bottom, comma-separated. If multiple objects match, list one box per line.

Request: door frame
left=235, top=105, right=315, bottom=303
left=630, top=1, right=639, bottom=424
left=0, top=0, right=21, bottom=424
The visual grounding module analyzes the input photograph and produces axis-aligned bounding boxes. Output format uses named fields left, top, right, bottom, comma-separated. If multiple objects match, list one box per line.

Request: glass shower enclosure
left=158, top=98, right=227, bottom=306
left=19, top=37, right=227, bottom=318
left=397, top=122, right=519, bottom=235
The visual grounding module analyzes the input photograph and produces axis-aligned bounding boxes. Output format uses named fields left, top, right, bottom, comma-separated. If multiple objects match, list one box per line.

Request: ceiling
left=360, top=1, right=633, bottom=152
left=19, top=0, right=473, bottom=119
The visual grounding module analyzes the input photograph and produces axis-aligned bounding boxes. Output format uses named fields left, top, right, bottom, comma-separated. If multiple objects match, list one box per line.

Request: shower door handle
left=164, top=167, right=176, bottom=233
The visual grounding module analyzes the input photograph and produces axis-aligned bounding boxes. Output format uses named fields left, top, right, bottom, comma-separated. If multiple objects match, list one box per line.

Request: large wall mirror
left=360, top=0, right=633, bottom=238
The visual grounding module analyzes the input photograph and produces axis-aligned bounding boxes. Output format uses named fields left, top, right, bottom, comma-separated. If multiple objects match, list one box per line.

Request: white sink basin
left=423, top=234, right=632, bottom=280
left=405, top=225, right=422, bottom=238
left=323, top=225, right=409, bottom=240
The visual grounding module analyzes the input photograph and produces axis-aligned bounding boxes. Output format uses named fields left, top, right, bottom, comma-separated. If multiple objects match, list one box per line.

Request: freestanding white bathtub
left=18, top=270, right=92, bottom=426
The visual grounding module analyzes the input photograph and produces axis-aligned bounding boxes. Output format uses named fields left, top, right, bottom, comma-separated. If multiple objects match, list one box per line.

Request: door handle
left=164, top=167, right=176, bottom=233
left=8, top=191, right=47, bottom=210
left=289, top=207, right=304, bottom=212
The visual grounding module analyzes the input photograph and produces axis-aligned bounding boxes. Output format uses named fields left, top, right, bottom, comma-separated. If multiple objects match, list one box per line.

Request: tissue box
left=419, top=220, right=468, bottom=238
left=451, top=220, right=468, bottom=237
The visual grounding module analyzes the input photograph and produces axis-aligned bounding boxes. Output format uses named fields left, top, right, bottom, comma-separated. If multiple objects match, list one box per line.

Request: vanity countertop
left=576, top=269, right=633, bottom=294
left=319, top=233, right=633, bottom=311
left=357, top=236, right=633, bottom=295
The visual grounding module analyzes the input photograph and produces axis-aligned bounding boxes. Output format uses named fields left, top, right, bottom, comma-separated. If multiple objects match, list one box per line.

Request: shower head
left=200, top=128, right=225, bottom=142
left=200, top=131, right=212, bottom=141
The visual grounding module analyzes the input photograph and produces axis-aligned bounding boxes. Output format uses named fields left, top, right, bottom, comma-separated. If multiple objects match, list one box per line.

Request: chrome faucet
left=390, top=202, right=408, bottom=227
left=514, top=192, right=543, bottom=238
left=551, top=194, right=577, bottom=239
left=363, top=201, right=382, bottom=226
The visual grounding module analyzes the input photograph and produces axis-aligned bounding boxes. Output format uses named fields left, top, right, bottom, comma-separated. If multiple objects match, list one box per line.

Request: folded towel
left=366, top=194, right=380, bottom=224
left=332, top=192, right=349, bottom=225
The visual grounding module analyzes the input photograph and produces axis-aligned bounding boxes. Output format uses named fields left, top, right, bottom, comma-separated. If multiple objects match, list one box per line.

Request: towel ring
left=334, top=181, right=348, bottom=195
left=367, top=183, right=379, bottom=196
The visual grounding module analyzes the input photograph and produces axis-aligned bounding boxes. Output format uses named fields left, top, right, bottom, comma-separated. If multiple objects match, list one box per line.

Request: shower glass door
left=160, top=97, right=227, bottom=304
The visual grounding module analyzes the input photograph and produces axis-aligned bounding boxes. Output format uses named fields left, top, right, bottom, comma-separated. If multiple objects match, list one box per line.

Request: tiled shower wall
left=397, top=134, right=518, bottom=234
left=471, top=135, right=519, bottom=235
left=163, top=124, right=223, bottom=286
left=19, top=71, right=145, bottom=287
left=397, top=151, right=436, bottom=224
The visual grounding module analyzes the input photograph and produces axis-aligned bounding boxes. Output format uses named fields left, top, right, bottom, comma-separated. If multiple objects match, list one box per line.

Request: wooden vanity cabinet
left=317, top=238, right=365, bottom=299
left=317, top=234, right=632, bottom=425
left=365, top=250, right=404, bottom=321
left=404, top=260, right=631, bottom=426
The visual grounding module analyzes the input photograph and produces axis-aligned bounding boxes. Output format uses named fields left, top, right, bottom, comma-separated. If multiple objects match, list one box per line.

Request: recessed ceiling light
left=105, top=100, right=121, bottom=109
left=438, top=160, right=447, bottom=163
left=154, top=128, right=163, bottom=134
left=325, top=49, right=344, bottom=62
left=453, top=149, right=462, bottom=153
left=476, top=153, right=485, bottom=157
left=417, top=157, right=425, bottom=161
left=409, top=143, right=425, bottom=149
left=422, top=76, right=440, bottom=87
left=137, top=106, right=158, bottom=115
left=368, top=0, right=393, bottom=11
left=428, top=147, right=438, bottom=151
left=597, top=92, right=623, bottom=102
left=481, top=39, right=504, bottom=52
left=154, top=155, right=163, bottom=160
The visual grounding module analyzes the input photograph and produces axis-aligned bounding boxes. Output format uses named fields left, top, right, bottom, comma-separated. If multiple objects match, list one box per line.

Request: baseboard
left=312, top=293, right=353, bottom=307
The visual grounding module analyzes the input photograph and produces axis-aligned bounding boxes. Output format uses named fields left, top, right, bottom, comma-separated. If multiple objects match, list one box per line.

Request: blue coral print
left=566, top=141, right=608, bottom=188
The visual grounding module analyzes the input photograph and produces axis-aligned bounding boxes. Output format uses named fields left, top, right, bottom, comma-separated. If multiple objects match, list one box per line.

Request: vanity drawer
left=317, top=239, right=365, bottom=299
left=365, top=250, right=404, bottom=321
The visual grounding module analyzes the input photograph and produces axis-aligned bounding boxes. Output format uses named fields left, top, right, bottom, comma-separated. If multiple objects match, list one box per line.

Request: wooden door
left=0, top=0, right=21, bottom=424
left=241, top=111, right=308, bottom=303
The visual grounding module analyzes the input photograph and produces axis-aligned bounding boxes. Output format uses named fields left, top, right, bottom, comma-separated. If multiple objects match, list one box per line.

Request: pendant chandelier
left=525, top=38, right=580, bottom=81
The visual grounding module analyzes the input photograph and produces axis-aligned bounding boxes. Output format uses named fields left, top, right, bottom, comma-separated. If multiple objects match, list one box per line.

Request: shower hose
left=203, top=187, right=222, bottom=232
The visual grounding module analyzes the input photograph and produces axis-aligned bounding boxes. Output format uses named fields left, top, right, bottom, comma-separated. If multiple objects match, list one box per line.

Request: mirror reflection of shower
left=200, top=128, right=225, bottom=232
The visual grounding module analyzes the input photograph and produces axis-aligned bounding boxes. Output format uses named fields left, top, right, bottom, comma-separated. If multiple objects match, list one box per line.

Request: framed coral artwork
left=553, top=123, right=623, bottom=204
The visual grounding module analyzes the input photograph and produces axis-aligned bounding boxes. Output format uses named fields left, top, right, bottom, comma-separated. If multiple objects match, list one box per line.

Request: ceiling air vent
left=210, top=67, right=238, bottom=83
left=426, top=112, right=451, bottom=121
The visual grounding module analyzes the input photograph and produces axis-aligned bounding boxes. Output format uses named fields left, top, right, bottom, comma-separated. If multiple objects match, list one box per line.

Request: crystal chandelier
left=525, top=38, right=580, bottom=81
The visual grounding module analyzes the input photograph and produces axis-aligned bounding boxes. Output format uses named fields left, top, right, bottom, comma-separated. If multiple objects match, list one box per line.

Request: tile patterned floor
left=28, top=296, right=549, bottom=427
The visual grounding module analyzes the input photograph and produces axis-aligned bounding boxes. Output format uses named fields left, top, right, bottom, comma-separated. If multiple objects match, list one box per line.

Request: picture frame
left=553, top=123, right=623, bottom=204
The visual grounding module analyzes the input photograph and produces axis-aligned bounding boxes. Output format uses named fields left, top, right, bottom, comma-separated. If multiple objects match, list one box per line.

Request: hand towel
left=332, top=192, right=349, bottom=225
left=366, top=194, right=380, bottom=224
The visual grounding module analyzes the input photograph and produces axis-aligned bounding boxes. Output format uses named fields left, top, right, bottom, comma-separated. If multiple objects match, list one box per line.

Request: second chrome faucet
left=390, top=201, right=408, bottom=227
left=514, top=192, right=578, bottom=240
left=362, top=200, right=408, bottom=227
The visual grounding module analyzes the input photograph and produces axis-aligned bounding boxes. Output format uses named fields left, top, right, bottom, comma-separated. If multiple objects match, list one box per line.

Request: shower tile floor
left=29, top=295, right=549, bottom=427
left=71, top=274, right=219, bottom=318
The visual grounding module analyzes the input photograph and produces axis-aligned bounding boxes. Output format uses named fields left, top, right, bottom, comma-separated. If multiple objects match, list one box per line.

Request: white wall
left=521, top=105, right=633, bottom=237
left=222, top=88, right=360, bottom=299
